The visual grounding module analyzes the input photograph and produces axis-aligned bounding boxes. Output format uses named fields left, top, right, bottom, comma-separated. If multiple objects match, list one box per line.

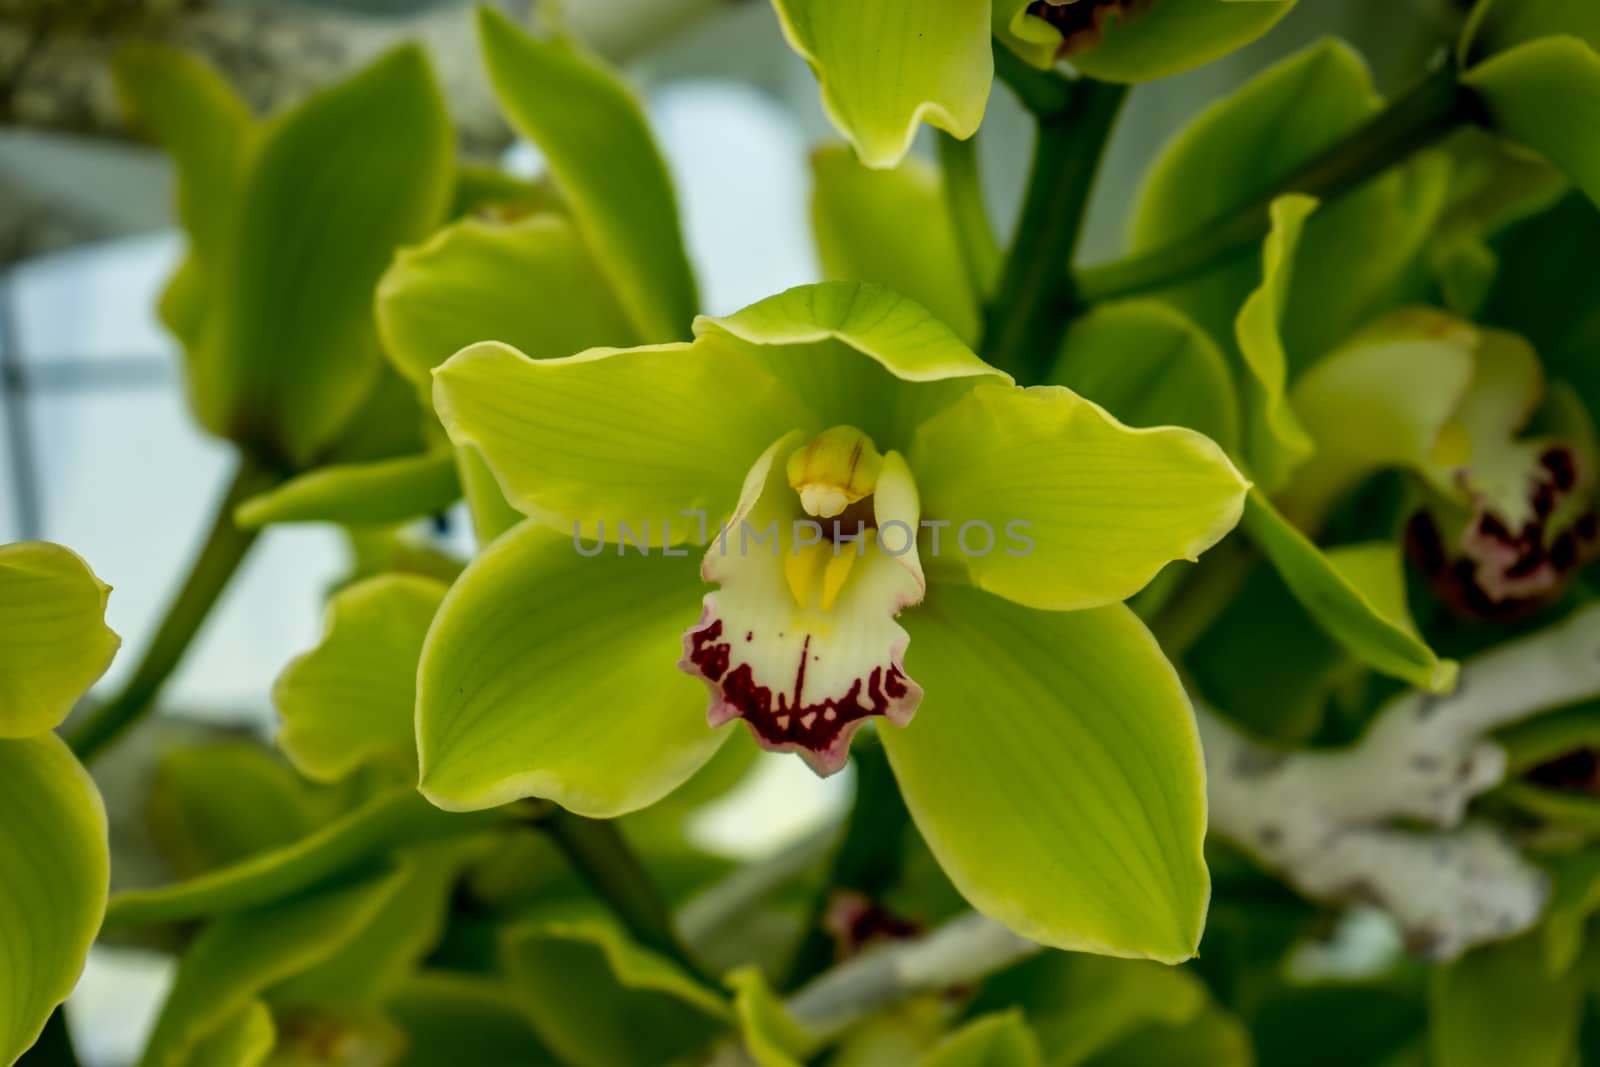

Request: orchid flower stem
left=66, top=456, right=279, bottom=763
left=981, top=73, right=1128, bottom=384
left=1073, top=59, right=1481, bottom=305
left=542, top=808, right=713, bottom=984
left=937, top=130, right=1000, bottom=306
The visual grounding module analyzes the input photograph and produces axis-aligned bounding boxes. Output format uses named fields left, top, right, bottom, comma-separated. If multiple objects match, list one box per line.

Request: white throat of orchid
left=679, top=426, right=926, bottom=776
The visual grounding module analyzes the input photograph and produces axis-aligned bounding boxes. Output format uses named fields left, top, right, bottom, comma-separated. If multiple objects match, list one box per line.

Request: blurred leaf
left=502, top=903, right=729, bottom=1067
left=1466, top=37, right=1600, bottom=211
left=377, top=213, right=638, bottom=392
left=773, top=0, right=990, bottom=169
left=1462, top=0, right=1600, bottom=65
left=183, top=1001, right=274, bottom=1067
left=728, top=967, right=814, bottom=1067
left=195, top=45, right=453, bottom=467
left=970, top=951, right=1208, bottom=1067
left=1253, top=980, right=1425, bottom=1067
left=919, top=1012, right=1043, bottom=1067
left=274, top=575, right=447, bottom=783
left=478, top=8, right=696, bottom=341
left=235, top=449, right=459, bottom=529
left=0, top=734, right=109, bottom=1066
left=810, top=146, right=980, bottom=343
left=1047, top=299, right=1240, bottom=454
left=1536, top=848, right=1600, bottom=977
left=138, top=867, right=407, bottom=1067
left=1243, top=491, right=1456, bottom=692
left=385, top=972, right=560, bottom=1067
left=1083, top=1006, right=1251, bottom=1067
left=147, top=743, right=327, bottom=880
left=0, top=541, right=119, bottom=737
left=1430, top=934, right=1583, bottom=1067
left=884, top=593, right=1210, bottom=962
left=107, top=789, right=498, bottom=928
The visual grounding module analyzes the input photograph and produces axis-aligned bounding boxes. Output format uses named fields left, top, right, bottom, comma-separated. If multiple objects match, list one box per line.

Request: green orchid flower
left=417, top=281, right=1248, bottom=958
left=772, top=0, right=1294, bottom=168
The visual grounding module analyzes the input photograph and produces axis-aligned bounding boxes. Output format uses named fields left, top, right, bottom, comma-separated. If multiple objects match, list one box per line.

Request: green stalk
left=1073, top=61, right=1480, bottom=304
left=937, top=131, right=1000, bottom=303
left=542, top=808, right=711, bottom=983
left=981, top=75, right=1128, bottom=383
left=66, top=457, right=278, bottom=762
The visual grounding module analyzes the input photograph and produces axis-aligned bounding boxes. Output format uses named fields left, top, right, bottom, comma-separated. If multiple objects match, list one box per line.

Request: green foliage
left=0, top=542, right=119, bottom=737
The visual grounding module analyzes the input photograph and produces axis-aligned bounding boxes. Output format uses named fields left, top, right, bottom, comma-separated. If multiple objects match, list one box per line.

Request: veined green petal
left=773, top=0, right=991, bottom=169
left=235, top=449, right=459, bottom=529
left=434, top=339, right=809, bottom=543
left=477, top=7, right=697, bottom=341
left=917, top=1012, right=1043, bottom=1067
left=698, top=282, right=1009, bottom=448
left=1063, top=0, right=1296, bottom=85
left=1047, top=299, right=1240, bottom=455
left=0, top=734, right=108, bottom=1066
left=0, top=541, right=120, bottom=737
left=1466, top=36, right=1600, bottom=209
left=376, top=213, right=638, bottom=392
left=1233, top=194, right=1318, bottom=491
left=810, top=146, right=980, bottom=344
left=199, top=45, right=454, bottom=467
left=882, top=590, right=1209, bottom=961
left=1243, top=490, right=1457, bottom=692
left=274, top=575, right=448, bottom=782
left=138, top=866, right=407, bottom=1067
left=502, top=903, right=729, bottom=1067
left=1461, top=0, right=1600, bottom=66
left=909, top=383, right=1247, bottom=612
left=417, top=521, right=731, bottom=816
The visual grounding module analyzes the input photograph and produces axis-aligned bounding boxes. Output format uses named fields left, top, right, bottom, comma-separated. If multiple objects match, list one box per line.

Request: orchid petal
left=881, top=589, right=1209, bottom=961
left=417, top=522, right=729, bottom=816
left=0, top=541, right=119, bottom=737
left=1466, top=36, right=1600, bottom=210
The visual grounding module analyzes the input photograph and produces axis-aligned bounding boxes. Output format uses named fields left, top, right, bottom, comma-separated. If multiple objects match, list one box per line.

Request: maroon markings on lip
left=1025, top=0, right=1154, bottom=58
left=684, top=615, right=914, bottom=768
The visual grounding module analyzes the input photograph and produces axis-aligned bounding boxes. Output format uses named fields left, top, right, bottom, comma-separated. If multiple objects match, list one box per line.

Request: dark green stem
left=543, top=809, right=710, bottom=982
left=937, top=131, right=1000, bottom=304
left=1073, top=61, right=1480, bottom=305
left=784, top=736, right=911, bottom=986
left=66, top=457, right=277, bottom=762
left=981, top=76, right=1128, bottom=383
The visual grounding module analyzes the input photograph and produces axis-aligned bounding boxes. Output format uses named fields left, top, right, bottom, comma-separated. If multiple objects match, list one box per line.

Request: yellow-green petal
left=810, top=146, right=980, bottom=344
left=0, top=734, right=109, bottom=1066
left=183, top=1001, right=274, bottom=1067
left=1429, top=935, right=1584, bottom=1067
left=0, top=541, right=119, bottom=737
left=1466, top=36, right=1600, bottom=209
left=274, top=575, right=448, bottom=782
left=433, top=339, right=808, bottom=543
left=477, top=7, right=696, bottom=342
left=1242, top=490, right=1457, bottom=693
left=882, top=590, right=1209, bottom=961
left=376, top=213, right=639, bottom=392
left=387, top=972, right=561, bottom=1066
left=1232, top=194, right=1318, bottom=491
left=909, top=383, right=1247, bottom=612
left=917, top=1012, right=1043, bottom=1067
left=773, top=0, right=991, bottom=169
left=697, top=281, right=1009, bottom=449
left=417, top=522, right=730, bottom=816
left=234, top=450, right=460, bottom=529
left=1065, top=0, right=1296, bottom=84
left=1461, top=0, right=1600, bottom=66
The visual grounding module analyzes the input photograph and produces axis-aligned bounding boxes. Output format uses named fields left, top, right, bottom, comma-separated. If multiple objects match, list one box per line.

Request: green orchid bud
left=419, top=280, right=1251, bottom=961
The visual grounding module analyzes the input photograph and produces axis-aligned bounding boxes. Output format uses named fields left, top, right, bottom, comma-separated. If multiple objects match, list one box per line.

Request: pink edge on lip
left=678, top=594, right=923, bottom=777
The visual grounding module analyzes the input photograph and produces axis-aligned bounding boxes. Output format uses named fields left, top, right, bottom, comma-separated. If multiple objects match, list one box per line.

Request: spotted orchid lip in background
left=415, top=280, right=1249, bottom=959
